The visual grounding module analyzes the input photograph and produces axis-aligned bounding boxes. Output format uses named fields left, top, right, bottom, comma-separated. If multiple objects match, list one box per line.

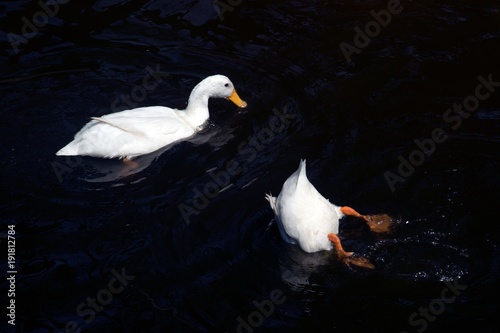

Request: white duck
left=56, top=75, right=247, bottom=159
left=266, top=160, right=390, bottom=268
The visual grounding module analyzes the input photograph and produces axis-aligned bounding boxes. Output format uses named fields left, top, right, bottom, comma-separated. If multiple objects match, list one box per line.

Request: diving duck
left=266, top=160, right=391, bottom=268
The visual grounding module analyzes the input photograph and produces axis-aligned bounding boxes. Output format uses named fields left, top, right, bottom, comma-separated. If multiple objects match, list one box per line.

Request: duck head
left=205, top=74, right=247, bottom=108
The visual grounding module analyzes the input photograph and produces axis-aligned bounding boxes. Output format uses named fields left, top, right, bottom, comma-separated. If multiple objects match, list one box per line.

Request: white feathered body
left=57, top=107, right=196, bottom=158
left=266, top=160, right=344, bottom=253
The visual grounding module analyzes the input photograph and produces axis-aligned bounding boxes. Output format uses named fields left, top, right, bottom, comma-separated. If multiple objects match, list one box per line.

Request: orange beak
left=227, top=89, right=247, bottom=108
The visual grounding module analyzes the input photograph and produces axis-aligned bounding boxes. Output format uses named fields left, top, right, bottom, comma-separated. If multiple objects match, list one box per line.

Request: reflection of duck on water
left=266, top=160, right=392, bottom=269
left=278, top=244, right=331, bottom=287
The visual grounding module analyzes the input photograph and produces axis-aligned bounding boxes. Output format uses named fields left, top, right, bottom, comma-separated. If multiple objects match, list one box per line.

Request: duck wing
left=56, top=107, right=194, bottom=158
left=90, top=117, right=147, bottom=136
left=92, top=106, right=190, bottom=136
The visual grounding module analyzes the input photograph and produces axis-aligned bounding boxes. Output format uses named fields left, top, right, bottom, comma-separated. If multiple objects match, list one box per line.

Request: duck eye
left=224, top=83, right=229, bottom=87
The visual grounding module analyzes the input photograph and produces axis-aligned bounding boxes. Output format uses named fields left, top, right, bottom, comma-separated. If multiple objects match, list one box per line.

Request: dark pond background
left=1, top=0, right=500, bottom=332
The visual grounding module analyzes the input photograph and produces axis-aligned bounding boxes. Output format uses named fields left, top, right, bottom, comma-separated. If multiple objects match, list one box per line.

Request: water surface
left=1, top=1, right=500, bottom=332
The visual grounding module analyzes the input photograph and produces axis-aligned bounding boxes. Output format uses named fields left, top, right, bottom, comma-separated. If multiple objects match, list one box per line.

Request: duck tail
left=56, top=143, right=78, bottom=156
left=265, top=193, right=278, bottom=213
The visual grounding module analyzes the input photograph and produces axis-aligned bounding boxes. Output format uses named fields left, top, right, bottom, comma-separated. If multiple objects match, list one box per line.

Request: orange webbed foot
left=361, top=214, right=393, bottom=233
left=342, top=254, right=375, bottom=269
left=341, top=206, right=393, bottom=233
left=122, top=157, right=140, bottom=171
left=327, top=233, right=375, bottom=269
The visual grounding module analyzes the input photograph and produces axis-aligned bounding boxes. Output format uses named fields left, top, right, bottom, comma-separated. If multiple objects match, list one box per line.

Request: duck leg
left=327, top=233, right=375, bottom=269
left=122, top=157, right=139, bottom=169
left=341, top=206, right=392, bottom=233
left=116, top=157, right=141, bottom=178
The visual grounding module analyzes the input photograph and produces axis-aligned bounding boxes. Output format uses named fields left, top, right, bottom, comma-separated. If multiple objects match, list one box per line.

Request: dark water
left=1, top=1, right=500, bottom=332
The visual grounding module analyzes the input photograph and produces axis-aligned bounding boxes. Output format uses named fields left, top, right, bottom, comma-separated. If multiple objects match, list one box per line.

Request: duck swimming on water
left=56, top=75, right=247, bottom=159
